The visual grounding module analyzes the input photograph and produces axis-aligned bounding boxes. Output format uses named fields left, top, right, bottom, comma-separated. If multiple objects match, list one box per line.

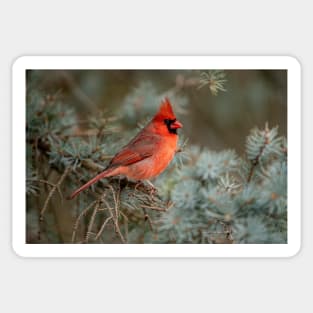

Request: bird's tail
left=68, top=167, right=119, bottom=199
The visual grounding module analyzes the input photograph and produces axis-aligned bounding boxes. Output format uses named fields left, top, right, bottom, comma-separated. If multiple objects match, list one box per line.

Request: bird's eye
left=164, top=118, right=176, bottom=126
left=164, top=118, right=178, bottom=134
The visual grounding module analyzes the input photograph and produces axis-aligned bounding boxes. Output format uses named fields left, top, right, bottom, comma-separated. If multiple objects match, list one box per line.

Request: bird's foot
left=145, top=180, right=158, bottom=197
left=134, top=180, right=158, bottom=196
left=134, top=181, right=144, bottom=191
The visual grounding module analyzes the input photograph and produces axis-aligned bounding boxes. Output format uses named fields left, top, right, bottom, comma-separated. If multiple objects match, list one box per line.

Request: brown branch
left=40, top=167, right=70, bottom=219
left=84, top=201, right=100, bottom=243
left=119, top=211, right=129, bottom=243
left=81, top=159, right=105, bottom=172
left=141, top=200, right=173, bottom=212
left=38, top=167, right=70, bottom=240
left=95, top=216, right=113, bottom=241
left=247, top=124, right=270, bottom=183
left=71, top=200, right=97, bottom=243
left=108, top=185, right=126, bottom=243
left=143, top=208, right=154, bottom=231
left=140, top=204, right=167, bottom=212
left=247, top=160, right=257, bottom=183
left=27, top=178, right=63, bottom=200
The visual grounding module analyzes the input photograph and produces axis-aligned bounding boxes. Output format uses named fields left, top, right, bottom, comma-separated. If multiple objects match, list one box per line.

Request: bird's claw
left=145, top=180, right=158, bottom=197
left=147, top=185, right=158, bottom=197
left=134, top=180, right=158, bottom=197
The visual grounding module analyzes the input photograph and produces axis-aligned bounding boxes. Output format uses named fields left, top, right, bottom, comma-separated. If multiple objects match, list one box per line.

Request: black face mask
left=164, top=118, right=178, bottom=134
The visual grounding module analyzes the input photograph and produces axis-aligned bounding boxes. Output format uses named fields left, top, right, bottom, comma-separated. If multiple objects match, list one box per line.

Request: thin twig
left=108, top=185, right=126, bottom=243
left=40, top=167, right=70, bottom=219
left=38, top=167, right=70, bottom=240
left=143, top=208, right=154, bottom=231
left=27, top=178, right=63, bottom=200
left=71, top=200, right=97, bottom=243
left=27, top=178, right=55, bottom=188
left=95, top=216, right=113, bottom=240
left=120, top=211, right=129, bottom=243
left=140, top=204, right=167, bottom=212
left=84, top=202, right=100, bottom=243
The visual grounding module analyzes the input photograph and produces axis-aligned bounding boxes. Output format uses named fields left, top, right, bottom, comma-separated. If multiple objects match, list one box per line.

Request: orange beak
left=171, top=120, right=183, bottom=129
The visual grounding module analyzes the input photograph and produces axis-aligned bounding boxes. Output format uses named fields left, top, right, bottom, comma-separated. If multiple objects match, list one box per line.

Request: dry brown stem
left=38, top=167, right=70, bottom=240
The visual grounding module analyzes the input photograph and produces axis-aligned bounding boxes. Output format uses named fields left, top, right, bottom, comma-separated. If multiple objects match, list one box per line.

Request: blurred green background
left=29, top=69, right=287, bottom=155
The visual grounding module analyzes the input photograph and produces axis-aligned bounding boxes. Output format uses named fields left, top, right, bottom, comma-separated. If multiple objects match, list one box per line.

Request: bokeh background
left=30, top=69, right=287, bottom=155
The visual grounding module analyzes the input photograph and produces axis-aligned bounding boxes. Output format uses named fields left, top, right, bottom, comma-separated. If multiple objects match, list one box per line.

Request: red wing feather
left=109, top=133, right=161, bottom=167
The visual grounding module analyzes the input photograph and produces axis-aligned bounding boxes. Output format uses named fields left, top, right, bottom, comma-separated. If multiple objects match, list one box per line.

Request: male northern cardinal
left=69, top=98, right=182, bottom=199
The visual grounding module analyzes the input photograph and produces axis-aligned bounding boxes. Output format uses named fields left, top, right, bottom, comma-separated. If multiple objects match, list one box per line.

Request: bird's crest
left=154, top=98, right=176, bottom=121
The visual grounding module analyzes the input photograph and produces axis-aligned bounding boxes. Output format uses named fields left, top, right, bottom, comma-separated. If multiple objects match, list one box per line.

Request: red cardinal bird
left=69, top=98, right=182, bottom=199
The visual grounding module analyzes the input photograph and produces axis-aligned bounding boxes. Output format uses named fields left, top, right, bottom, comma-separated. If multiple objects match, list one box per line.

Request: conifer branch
left=84, top=201, right=100, bottom=243
left=39, top=167, right=70, bottom=220
left=71, top=200, right=97, bottom=243
left=38, top=167, right=70, bottom=240
left=95, top=216, right=113, bottom=240
left=246, top=122, right=282, bottom=182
